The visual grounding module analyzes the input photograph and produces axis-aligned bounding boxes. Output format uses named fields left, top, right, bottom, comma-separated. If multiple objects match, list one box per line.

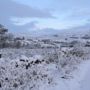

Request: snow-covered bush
left=0, top=52, right=57, bottom=90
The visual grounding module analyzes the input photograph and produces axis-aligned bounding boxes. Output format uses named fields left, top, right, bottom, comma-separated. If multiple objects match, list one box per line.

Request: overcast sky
left=0, top=0, right=90, bottom=32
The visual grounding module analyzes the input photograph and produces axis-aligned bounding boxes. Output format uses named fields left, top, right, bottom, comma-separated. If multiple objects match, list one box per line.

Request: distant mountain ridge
left=12, top=24, right=90, bottom=38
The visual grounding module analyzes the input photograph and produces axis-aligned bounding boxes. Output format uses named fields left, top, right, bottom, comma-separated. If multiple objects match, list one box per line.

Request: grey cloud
left=0, top=0, right=54, bottom=18
left=0, top=0, right=54, bottom=32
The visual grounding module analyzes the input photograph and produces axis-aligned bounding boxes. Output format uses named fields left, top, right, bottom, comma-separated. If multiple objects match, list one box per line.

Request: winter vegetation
left=0, top=24, right=90, bottom=90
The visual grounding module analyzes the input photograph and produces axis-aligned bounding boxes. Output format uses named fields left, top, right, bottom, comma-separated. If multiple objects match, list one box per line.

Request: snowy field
left=0, top=44, right=90, bottom=90
left=0, top=27, right=90, bottom=90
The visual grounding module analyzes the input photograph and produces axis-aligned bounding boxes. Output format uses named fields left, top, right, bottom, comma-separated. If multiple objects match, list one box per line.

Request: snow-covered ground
left=0, top=32, right=90, bottom=90
left=43, top=60, right=90, bottom=90
left=78, top=60, right=90, bottom=90
left=68, top=60, right=90, bottom=90
left=0, top=47, right=89, bottom=90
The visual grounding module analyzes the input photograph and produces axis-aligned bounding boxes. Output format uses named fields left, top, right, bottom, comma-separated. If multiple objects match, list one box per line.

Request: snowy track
left=79, top=60, right=90, bottom=90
